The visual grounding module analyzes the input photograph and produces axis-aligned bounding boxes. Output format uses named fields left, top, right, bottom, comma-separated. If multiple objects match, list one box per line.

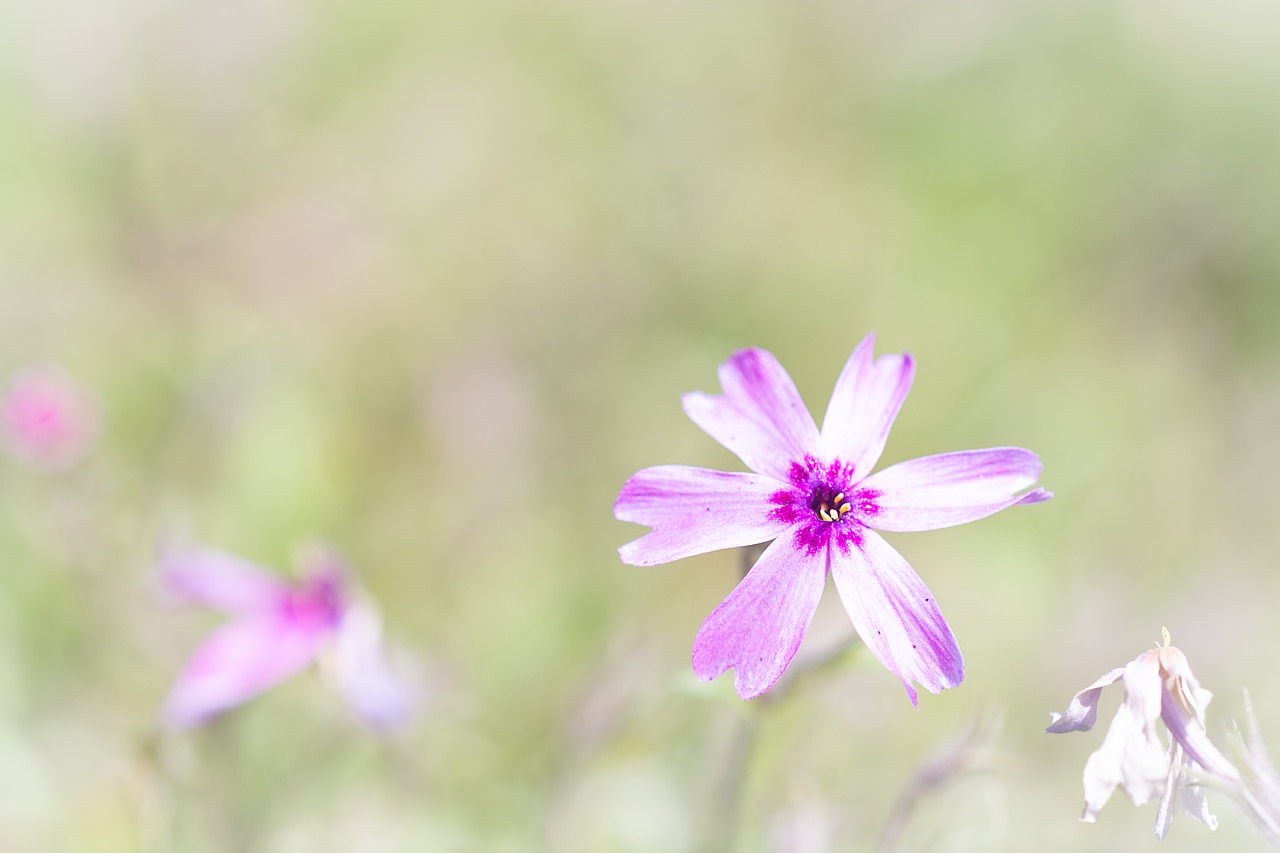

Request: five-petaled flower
left=1047, top=629, right=1239, bottom=839
left=614, top=334, right=1050, bottom=703
left=161, top=545, right=419, bottom=731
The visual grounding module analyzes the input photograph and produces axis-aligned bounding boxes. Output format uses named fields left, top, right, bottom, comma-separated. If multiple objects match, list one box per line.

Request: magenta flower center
left=769, top=455, right=881, bottom=558
left=812, top=490, right=852, bottom=523
left=281, top=574, right=345, bottom=630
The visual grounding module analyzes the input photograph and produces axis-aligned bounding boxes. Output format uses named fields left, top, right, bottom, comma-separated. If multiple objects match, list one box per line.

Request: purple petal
left=859, top=448, right=1051, bottom=532
left=160, top=548, right=290, bottom=614
left=819, top=334, right=914, bottom=478
left=1046, top=667, right=1125, bottom=733
left=615, top=465, right=791, bottom=566
left=682, top=348, right=820, bottom=481
left=691, top=531, right=826, bottom=699
left=333, top=602, right=420, bottom=731
left=163, top=615, right=330, bottom=728
left=1157, top=648, right=1238, bottom=782
left=829, top=529, right=962, bottom=707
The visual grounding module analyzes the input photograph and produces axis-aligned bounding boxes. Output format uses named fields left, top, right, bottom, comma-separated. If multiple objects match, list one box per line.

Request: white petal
left=1047, top=667, right=1125, bottom=733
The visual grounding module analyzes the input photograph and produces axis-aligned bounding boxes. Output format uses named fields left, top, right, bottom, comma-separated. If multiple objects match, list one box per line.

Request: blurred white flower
left=326, top=599, right=421, bottom=732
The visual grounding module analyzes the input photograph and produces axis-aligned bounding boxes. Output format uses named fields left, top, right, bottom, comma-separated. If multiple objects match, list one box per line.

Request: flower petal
left=1155, top=742, right=1220, bottom=840
left=1046, top=667, right=1125, bottom=733
left=1160, top=682, right=1238, bottom=783
left=163, top=615, right=329, bottom=728
left=1178, top=766, right=1220, bottom=831
left=682, top=348, right=820, bottom=480
left=859, top=448, right=1051, bottom=532
left=333, top=602, right=421, bottom=731
left=1117, top=653, right=1172, bottom=805
left=819, top=334, right=914, bottom=477
left=829, top=529, right=962, bottom=707
left=615, top=465, right=791, bottom=566
left=691, top=531, right=826, bottom=700
left=1154, top=742, right=1181, bottom=839
left=160, top=548, right=290, bottom=615
left=1157, top=646, right=1239, bottom=781
left=1079, top=651, right=1168, bottom=821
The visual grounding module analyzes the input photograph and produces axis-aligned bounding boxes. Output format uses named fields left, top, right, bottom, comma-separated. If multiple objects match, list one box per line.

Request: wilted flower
left=1, top=363, right=101, bottom=470
left=161, top=546, right=419, bottom=731
left=1047, top=629, right=1239, bottom=838
left=614, top=334, right=1050, bottom=703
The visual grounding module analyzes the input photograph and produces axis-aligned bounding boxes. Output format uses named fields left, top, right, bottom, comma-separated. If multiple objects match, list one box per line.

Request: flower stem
left=702, top=710, right=761, bottom=853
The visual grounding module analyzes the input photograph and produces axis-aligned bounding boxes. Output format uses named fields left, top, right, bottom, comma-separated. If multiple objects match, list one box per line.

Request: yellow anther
left=818, top=508, right=833, bottom=522
left=839, top=502, right=852, bottom=516
left=833, top=493, right=845, bottom=505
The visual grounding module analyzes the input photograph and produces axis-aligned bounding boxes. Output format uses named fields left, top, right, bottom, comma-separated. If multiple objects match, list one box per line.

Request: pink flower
left=615, top=334, right=1050, bottom=703
left=1047, top=630, right=1239, bottom=839
left=161, top=546, right=419, bottom=731
left=1, top=364, right=101, bottom=470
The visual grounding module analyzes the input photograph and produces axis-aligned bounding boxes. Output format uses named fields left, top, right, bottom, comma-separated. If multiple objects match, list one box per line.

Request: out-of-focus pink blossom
left=161, top=545, right=420, bottom=732
left=1, top=364, right=101, bottom=470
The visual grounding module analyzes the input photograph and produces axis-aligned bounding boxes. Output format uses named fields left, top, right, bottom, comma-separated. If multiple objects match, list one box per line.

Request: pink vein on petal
left=682, top=348, right=820, bottom=481
left=830, top=529, right=962, bottom=707
left=819, top=333, right=914, bottom=478
left=615, top=465, right=790, bottom=566
left=859, top=447, right=1052, bottom=532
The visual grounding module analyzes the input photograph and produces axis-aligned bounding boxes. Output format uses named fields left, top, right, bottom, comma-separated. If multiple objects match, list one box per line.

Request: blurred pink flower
left=161, top=546, right=419, bottom=731
left=1047, top=629, right=1238, bottom=839
left=615, top=333, right=1050, bottom=703
left=1, top=364, right=101, bottom=470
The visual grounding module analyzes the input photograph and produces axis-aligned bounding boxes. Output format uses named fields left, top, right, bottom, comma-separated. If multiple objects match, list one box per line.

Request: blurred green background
left=3, top=0, right=1280, bottom=850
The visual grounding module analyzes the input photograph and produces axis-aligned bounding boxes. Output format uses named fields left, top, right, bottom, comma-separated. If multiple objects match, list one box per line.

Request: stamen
left=833, top=493, right=845, bottom=505
left=818, top=508, right=833, bottom=522
left=839, top=502, right=852, bottom=516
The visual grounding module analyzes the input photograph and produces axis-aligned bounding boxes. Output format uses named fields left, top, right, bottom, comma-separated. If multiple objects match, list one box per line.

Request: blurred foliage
left=3, top=0, right=1280, bottom=850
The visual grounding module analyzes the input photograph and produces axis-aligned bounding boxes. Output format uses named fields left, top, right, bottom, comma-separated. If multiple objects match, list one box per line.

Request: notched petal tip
left=678, top=389, right=712, bottom=415
left=691, top=631, right=789, bottom=702
left=613, top=465, right=790, bottom=566
left=734, top=672, right=779, bottom=701
left=689, top=536, right=826, bottom=702
left=616, top=541, right=656, bottom=567
left=820, top=336, right=915, bottom=475
left=612, top=477, right=642, bottom=521
left=689, top=651, right=783, bottom=701
left=680, top=349, right=821, bottom=480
